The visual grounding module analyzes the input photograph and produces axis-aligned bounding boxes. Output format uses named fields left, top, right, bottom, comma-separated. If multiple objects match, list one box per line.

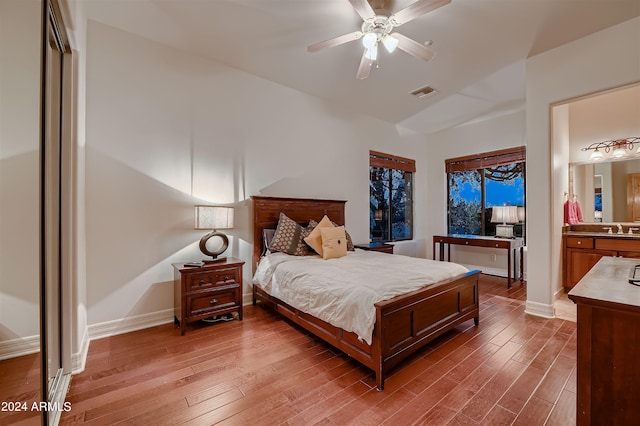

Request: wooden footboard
left=253, top=269, right=480, bottom=390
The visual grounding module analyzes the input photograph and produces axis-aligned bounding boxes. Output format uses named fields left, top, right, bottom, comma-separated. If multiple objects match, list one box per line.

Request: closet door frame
left=40, top=0, right=74, bottom=423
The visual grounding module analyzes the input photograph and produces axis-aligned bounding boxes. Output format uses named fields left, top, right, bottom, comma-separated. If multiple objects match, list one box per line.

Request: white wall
left=527, top=17, right=640, bottom=317
left=425, top=109, right=526, bottom=276
left=568, top=84, right=640, bottom=163
left=84, top=21, right=428, bottom=328
left=0, top=0, right=42, bottom=352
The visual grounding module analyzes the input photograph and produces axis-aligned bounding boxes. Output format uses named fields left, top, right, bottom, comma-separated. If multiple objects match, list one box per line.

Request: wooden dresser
left=568, top=256, right=640, bottom=425
left=173, top=258, right=244, bottom=335
left=563, top=231, right=640, bottom=291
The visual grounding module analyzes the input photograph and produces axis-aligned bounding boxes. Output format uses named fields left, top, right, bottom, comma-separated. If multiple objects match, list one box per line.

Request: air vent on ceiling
left=410, top=85, right=438, bottom=99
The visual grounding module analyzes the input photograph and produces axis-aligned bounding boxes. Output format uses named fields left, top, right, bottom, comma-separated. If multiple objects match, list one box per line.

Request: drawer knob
left=199, top=280, right=205, bottom=285
left=496, top=244, right=499, bottom=247
left=210, top=299, right=218, bottom=305
left=577, top=241, right=581, bottom=245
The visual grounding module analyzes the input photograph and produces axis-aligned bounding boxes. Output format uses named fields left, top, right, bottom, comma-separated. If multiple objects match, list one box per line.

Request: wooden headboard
left=251, top=196, right=346, bottom=273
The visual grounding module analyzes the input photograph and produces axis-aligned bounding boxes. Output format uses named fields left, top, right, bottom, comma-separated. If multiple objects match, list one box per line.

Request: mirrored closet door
left=42, top=0, right=72, bottom=423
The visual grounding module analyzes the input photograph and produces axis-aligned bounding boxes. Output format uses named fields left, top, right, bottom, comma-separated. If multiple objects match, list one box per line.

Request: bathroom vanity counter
left=568, top=256, right=640, bottom=425
left=562, top=226, right=640, bottom=290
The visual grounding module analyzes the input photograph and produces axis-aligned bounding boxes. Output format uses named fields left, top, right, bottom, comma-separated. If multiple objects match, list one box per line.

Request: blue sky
left=485, top=177, right=524, bottom=207
left=451, top=174, right=524, bottom=207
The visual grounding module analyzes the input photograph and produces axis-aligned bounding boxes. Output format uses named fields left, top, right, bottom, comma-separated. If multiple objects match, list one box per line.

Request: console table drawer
left=566, top=237, right=594, bottom=249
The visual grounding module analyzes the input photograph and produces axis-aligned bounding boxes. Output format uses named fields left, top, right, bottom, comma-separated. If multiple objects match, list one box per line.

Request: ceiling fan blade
left=389, top=0, right=451, bottom=26
left=392, top=32, right=436, bottom=61
left=307, top=31, right=363, bottom=53
left=348, top=0, right=376, bottom=21
left=356, top=49, right=373, bottom=80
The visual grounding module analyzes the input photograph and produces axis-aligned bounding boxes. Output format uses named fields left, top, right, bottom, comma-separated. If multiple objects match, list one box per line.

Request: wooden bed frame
left=251, top=195, right=480, bottom=390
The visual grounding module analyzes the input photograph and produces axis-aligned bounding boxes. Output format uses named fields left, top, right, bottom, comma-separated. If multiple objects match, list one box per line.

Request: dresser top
left=173, top=257, right=244, bottom=271
left=568, top=256, right=640, bottom=310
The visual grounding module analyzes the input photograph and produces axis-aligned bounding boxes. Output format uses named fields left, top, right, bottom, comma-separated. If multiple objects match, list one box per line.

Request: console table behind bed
left=251, top=195, right=480, bottom=390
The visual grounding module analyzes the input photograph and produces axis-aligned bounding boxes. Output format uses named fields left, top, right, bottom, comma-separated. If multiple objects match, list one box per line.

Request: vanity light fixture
left=582, top=137, right=640, bottom=161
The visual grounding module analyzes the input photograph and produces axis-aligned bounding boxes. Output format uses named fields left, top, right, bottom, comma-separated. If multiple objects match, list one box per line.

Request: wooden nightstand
left=173, top=258, right=244, bottom=335
left=354, top=242, right=394, bottom=254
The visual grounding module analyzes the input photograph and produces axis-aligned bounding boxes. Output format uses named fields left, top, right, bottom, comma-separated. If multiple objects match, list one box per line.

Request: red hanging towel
left=574, top=199, right=583, bottom=223
left=564, top=199, right=583, bottom=225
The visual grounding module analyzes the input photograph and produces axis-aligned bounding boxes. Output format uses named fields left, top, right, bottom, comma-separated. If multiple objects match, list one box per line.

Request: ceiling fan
left=307, top=0, right=450, bottom=79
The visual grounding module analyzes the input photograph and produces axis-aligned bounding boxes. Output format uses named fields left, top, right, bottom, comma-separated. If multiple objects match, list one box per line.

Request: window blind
left=370, top=150, right=416, bottom=173
left=445, top=146, right=525, bottom=173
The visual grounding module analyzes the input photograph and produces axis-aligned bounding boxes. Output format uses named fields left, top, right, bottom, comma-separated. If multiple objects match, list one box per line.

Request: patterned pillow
left=269, top=213, right=313, bottom=256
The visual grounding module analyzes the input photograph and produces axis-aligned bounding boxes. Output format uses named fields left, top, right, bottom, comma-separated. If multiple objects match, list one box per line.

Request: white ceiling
left=82, top=0, right=640, bottom=135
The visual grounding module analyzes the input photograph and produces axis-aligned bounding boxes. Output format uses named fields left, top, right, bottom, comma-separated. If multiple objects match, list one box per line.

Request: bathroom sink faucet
left=617, top=224, right=624, bottom=234
left=603, top=227, right=613, bottom=234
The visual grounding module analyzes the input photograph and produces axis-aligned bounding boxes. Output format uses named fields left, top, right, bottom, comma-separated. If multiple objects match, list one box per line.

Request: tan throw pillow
left=304, top=215, right=334, bottom=256
left=320, top=226, right=347, bottom=260
left=331, top=221, right=355, bottom=251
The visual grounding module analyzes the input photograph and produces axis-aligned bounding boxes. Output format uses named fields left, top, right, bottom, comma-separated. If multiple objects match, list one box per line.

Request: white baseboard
left=525, top=300, right=555, bottom=318
left=461, top=264, right=505, bottom=278
left=244, top=292, right=254, bottom=307
left=71, top=326, right=89, bottom=374
left=0, top=335, right=40, bottom=360
left=460, top=264, right=527, bottom=282
left=88, top=308, right=174, bottom=341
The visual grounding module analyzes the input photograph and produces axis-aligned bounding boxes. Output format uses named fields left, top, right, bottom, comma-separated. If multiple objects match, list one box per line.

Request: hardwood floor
left=2, top=275, right=577, bottom=425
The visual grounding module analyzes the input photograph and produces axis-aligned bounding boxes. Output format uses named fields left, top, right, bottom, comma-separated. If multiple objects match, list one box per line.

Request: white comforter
left=252, top=250, right=469, bottom=345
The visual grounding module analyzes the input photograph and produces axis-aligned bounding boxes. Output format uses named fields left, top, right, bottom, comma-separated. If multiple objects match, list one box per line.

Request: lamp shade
left=194, top=205, right=234, bottom=230
left=491, top=206, right=519, bottom=224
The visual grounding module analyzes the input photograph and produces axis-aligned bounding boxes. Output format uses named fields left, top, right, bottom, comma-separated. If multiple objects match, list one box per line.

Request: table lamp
left=194, top=205, right=234, bottom=263
left=491, top=206, right=518, bottom=238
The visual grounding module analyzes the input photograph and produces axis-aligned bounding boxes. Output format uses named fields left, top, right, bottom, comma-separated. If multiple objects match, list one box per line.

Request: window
left=369, top=150, right=414, bottom=242
left=446, top=147, right=526, bottom=238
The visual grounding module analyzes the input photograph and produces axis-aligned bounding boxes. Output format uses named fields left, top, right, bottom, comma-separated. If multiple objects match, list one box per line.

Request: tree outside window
left=370, top=151, right=414, bottom=242
left=446, top=148, right=526, bottom=238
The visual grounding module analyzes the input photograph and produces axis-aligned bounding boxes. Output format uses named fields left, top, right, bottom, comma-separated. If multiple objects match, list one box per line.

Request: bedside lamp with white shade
left=194, top=205, right=234, bottom=263
left=491, top=205, right=519, bottom=238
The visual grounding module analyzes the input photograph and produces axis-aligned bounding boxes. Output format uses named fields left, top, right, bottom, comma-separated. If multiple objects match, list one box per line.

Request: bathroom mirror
left=570, top=158, right=640, bottom=223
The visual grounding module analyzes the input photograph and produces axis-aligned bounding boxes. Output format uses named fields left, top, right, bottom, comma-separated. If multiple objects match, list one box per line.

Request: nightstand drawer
left=187, top=287, right=239, bottom=317
left=213, top=267, right=240, bottom=285
left=187, top=267, right=239, bottom=291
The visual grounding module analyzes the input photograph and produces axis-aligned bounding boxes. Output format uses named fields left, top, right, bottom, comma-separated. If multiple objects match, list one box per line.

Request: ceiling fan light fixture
left=364, top=45, right=378, bottom=60
left=362, top=32, right=377, bottom=49
left=382, top=34, right=398, bottom=53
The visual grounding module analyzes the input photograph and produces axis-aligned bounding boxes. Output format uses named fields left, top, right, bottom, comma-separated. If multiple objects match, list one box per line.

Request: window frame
left=369, top=150, right=415, bottom=242
left=446, top=147, right=526, bottom=238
